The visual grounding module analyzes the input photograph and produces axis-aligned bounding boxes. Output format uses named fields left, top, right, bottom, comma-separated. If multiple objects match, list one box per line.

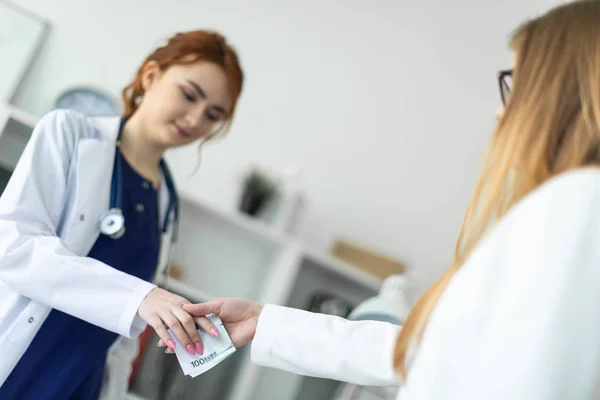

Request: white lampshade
left=348, top=274, right=410, bottom=325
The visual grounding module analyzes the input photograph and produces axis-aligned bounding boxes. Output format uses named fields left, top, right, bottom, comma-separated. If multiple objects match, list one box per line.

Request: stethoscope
left=98, top=119, right=180, bottom=245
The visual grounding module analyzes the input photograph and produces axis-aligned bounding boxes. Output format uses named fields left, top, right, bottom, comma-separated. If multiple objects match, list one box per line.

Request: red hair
left=121, top=30, right=244, bottom=133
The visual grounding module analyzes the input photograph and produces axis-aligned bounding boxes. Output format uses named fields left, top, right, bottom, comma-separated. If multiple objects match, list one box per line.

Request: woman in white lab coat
left=169, top=2, right=600, bottom=398
left=0, top=31, right=243, bottom=399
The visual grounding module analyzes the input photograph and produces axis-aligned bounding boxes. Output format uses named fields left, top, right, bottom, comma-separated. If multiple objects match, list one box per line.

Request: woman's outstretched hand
left=157, top=297, right=264, bottom=353
left=138, top=287, right=218, bottom=356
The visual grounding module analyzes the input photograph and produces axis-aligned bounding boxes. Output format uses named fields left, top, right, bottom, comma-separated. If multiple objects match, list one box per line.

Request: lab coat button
left=79, top=214, right=85, bottom=221
left=136, top=203, right=145, bottom=212
left=28, top=317, right=34, bottom=323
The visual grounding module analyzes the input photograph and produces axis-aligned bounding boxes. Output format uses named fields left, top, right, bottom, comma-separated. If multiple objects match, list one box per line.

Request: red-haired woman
left=0, top=30, right=244, bottom=399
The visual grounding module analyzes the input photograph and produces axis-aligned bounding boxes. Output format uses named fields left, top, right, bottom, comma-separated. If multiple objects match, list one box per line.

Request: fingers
left=174, top=295, right=191, bottom=306
left=160, top=310, right=197, bottom=355
left=149, top=316, right=175, bottom=351
left=140, top=289, right=206, bottom=355
left=156, top=315, right=216, bottom=355
left=195, top=316, right=219, bottom=338
left=157, top=339, right=176, bottom=354
left=172, top=306, right=204, bottom=355
left=182, top=300, right=222, bottom=316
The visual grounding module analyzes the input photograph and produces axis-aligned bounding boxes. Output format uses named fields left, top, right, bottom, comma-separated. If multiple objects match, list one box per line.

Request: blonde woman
left=164, top=1, right=600, bottom=398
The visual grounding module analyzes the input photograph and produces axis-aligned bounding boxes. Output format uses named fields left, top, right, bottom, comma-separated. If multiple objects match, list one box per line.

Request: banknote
left=168, top=314, right=236, bottom=377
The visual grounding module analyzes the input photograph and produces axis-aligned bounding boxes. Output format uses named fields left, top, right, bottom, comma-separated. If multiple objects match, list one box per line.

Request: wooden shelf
left=303, top=246, right=383, bottom=292
left=0, top=103, right=38, bottom=139
left=178, top=188, right=288, bottom=247
left=5, top=103, right=38, bottom=129
left=125, top=392, right=149, bottom=400
left=0, top=104, right=38, bottom=176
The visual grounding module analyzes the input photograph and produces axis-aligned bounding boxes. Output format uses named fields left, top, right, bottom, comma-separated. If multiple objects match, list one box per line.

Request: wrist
left=250, top=303, right=265, bottom=339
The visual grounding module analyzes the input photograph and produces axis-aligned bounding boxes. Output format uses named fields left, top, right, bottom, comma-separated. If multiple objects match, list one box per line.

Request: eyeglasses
left=498, top=69, right=513, bottom=105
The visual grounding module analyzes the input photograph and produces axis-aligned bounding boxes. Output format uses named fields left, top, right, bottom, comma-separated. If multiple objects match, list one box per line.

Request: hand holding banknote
left=138, top=287, right=218, bottom=356
left=157, top=298, right=264, bottom=353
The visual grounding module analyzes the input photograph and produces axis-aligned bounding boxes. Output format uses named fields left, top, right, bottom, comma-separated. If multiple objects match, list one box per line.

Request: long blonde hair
left=394, top=0, right=600, bottom=380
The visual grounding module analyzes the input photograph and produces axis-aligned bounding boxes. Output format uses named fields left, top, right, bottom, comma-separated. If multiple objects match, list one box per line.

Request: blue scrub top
left=0, top=149, right=162, bottom=399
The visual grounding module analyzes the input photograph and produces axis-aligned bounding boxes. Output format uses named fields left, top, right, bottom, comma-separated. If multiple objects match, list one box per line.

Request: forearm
left=0, top=228, right=155, bottom=337
left=251, top=304, right=401, bottom=386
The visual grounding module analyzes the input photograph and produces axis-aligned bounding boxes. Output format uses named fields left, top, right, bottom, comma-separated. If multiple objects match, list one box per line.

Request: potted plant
left=238, top=167, right=278, bottom=216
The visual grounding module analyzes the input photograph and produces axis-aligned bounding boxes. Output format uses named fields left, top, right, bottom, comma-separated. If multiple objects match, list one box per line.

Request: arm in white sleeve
left=448, top=170, right=600, bottom=399
left=251, top=304, right=401, bottom=386
left=0, top=110, right=155, bottom=338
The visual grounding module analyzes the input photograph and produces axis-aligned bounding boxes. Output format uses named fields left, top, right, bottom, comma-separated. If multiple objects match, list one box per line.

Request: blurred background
left=0, top=0, right=563, bottom=399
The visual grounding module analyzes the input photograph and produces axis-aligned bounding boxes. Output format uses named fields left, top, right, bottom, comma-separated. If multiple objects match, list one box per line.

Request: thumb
left=183, top=300, right=222, bottom=316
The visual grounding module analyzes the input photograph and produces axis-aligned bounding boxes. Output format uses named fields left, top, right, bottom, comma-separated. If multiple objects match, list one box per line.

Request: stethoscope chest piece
left=100, top=118, right=178, bottom=241
left=99, top=208, right=126, bottom=239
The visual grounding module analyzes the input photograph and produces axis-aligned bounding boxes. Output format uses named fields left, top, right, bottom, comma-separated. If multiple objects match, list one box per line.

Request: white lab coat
left=252, top=168, right=600, bottom=399
left=252, top=304, right=401, bottom=387
left=0, top=109, right=175, bottom=398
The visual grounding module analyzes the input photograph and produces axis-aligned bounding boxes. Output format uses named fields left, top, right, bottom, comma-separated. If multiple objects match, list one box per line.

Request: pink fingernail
left=196, top=342, right=203, bottom=355
left=210, top=328, right=219, bottom=337
left=187, top=345, right=196, bottom=355
left=168, top=340, right=176, bottom=349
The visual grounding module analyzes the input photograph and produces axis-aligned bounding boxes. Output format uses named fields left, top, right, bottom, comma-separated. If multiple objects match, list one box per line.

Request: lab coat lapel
left=152, top=164, right=177, bottom=285
left=66, top=117, right=119, bottom=255
left=75, top=138, right=113, bottom=213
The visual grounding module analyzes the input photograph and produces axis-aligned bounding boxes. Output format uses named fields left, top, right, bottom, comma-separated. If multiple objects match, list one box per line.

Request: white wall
left=7, top=0, right=562, bottom=289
